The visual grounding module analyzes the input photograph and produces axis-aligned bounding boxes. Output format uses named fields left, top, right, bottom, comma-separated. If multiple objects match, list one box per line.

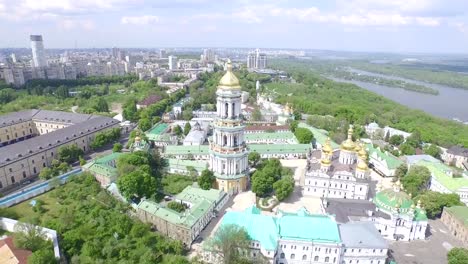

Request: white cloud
left=121, top=15, right=160, bottom=25
left=232, top=8, right=262, bottom=24
left=59, top=18, right=95, bottom=30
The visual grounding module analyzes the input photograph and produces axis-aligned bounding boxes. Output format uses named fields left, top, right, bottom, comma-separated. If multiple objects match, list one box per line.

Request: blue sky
left=1, top=0, right=468, bottom=53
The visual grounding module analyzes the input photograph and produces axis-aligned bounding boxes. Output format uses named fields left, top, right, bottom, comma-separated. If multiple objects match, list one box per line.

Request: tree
left=117, top=171, right=157, bottom=199
left=251, top=108, right=262, bottom=121
left=13, top=222, right=49, bottom=252
left=123, top=99, right=138, bottom=122
left=407, top=130, right=422, bottom=148
left=57, top=144, right=84, bottom=164
left=113, top=143, right=123, bottom=152
left=184, top=122, right=192, bottom=136
left=389, top=135, right=404, bottom=146
left=401, top=165, right=431, bottom=197
left=448, top=248, right=468, bottom=264
left=394, top=164, right=408, bottom=180
left=294, top=127, right=314, bottom=144
left=55, top=85, right=69, bottom=99
left=384, top=130, right=390, bottom=142
left=173, top=125, right=183, bottom=136
left=400, top=143, right=416, bottom=155
left=167, top=201, right=187, bottom=213
left=138, top=118, right=152, bottom=131
left=28, top=249, right=57, bottom=264
left=414, top=191, right=463, bottom=219
left=251, top=171, right=274, bottom=197
left=293, top=109, right=301, bottom=120
left=198, top=169, right=215, bottom=190
left=423, top=144, right=442, bottom=159
left=289, top=120, right=298, bottom=133
left=182, top=109, right=193, bottom=120
left=273, top=176, right=294, bottom=201
left=248, top=151, right=261, bottom=167
left=79, top=156, right=86, bottom=166
left=93, top=97, right=109, bottom=112
left=208, top=224, right=250, bottom=264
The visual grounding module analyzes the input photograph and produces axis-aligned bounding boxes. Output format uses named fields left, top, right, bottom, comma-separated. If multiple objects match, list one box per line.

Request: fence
left=0, top=217, right=60, bottom=259
left=0, top=168, right=82, bottom=208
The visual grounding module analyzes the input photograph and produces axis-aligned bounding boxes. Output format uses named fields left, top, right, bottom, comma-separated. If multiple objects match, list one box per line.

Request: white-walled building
left=203, top=206, right=389, bottom=264
left=304, top=128, right=371, bottom=200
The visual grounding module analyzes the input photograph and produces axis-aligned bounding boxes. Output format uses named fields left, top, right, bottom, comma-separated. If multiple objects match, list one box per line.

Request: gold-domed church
left=304, top=126, right=371, bottom=200
left=209, top=60, right=249, bottom=194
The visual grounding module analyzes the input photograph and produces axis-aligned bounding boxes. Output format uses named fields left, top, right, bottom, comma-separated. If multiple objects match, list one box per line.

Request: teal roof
left=366, top=143, right=403, bottom=169
left=218, top=206, right=341, bottom=251
left=298, top=123, right=340, bottom=149
left=82, top=152, right=124, bottom=178
left=374, top=188, right=427, bottom=221
left=415, top=160, right=468, bottom=192
left=245, top=132, right=297, bottom=142
left=166, top=159, right=208, bottom=172
left=221, top=206, right=279, bottom=251
left=278, top=208, right=341, bottom=243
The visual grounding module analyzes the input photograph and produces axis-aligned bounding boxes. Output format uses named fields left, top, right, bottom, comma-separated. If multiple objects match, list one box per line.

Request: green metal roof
left=245, top=132, right=297, bottom=142
left=137, top=185, right=225, bottom=228
left=415, top=160, right=468, bottom=192
left=147, top=123, right=168, bottom=135
left=298, top=123, right=339, bottom=149
left=444, top=206, right=468, bottom=227
left=82, top=152, right=124, bottom=178
left=166, top=159, right=208, bottom=172
left=164, top=145, right=210, bottom=155
left=219, top=206, right=341, bottom=251
left=366, top=143, right=403, bottom=169
left=248, top=144, right=310, bottom=154
left=374, top=188, right=427, bottom=221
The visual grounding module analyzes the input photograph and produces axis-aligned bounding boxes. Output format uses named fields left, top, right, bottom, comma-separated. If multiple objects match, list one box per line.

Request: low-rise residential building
left=245, top=131, right=297, bottom=144
left=202, top=206, right=389, bottom=264
left=365, top=123, right=411, bottom=140
left=136, top=186, right=228, bottom=246
left=82, top=152, right=124, bottom=187
left=415, top=160, right=468, bottom=205
left=366, top=143, right=403, bottom=177
left=0, top=236, right=32, bottom=264
left=304, top=128, right=371, bottom=200
left=183, top=122, right=208, bottom=146
left=442, top=146, right=468, bottom=170
left=0, top=110, right=119, bottom=191
left=441, top=206, right=468, bottom=245
left=145, top=123, right=177, bottom=146
left=324, top=181, right=428, bottom=242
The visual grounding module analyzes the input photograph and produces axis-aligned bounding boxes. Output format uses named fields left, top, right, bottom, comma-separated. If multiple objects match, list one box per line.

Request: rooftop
left=0, top=115, right=119, bottom=166
left=245, top=131, right=297, bottom=142
left=249, top=144, right=310, bottom=154
left=298, top=123, right=340, bottom=149
left=0, top=236, right=32, bottom=264
left=416, top=160, right=468, bottom=192
left=447, top=145, right=468, bottom=157
left=166, top=159, right=208, bottom=172
left=324, top=198, right=390, bottom=223
left=137, top=95, right=162, bottom=106
left=366, top=143, right=403, bottom=169
left=146, top=123, right=169, bottom=135
left=339, top=222, right=388, bottom=249
left=82, top=152, right=124, bottom=178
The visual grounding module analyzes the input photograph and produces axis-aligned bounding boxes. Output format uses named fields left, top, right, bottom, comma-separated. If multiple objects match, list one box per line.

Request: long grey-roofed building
left=0, top=109, right=120, bottom=191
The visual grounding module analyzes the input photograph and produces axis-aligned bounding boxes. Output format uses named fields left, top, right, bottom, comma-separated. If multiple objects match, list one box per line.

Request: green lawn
left=9, top=192, right=60, bottom=222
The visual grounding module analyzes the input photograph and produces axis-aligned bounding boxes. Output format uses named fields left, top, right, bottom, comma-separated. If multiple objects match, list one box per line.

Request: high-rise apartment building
left=246, top=48, right=267, bottom=69
left=30, top=35, right=47, bottom=68
left=159, top=49, right=167, bottom=59
left=202, top=48, right=215, bottom=62
left=168, top=56, right=178, bottom=70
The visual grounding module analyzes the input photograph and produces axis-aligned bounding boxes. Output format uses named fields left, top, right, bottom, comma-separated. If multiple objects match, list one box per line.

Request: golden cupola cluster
left=321, top=137, right=333, bottom=166
left=340, top=126, right=356, bottom=151
left=217, top=59, right=241, bottom=90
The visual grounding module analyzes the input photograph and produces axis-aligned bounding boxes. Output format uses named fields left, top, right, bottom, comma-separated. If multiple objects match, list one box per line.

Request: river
left=329, top=68, right=468, bottom=123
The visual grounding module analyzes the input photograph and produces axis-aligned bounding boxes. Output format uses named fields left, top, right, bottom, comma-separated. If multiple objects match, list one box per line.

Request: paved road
left=389, top=219, right=465, bottom=264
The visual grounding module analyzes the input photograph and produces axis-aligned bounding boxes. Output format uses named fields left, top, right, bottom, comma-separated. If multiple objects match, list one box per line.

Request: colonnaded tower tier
left=209, top=60, right=249, bottom=194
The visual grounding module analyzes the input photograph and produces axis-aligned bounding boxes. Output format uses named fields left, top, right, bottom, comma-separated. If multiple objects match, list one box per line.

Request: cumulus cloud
left=59, top=18, right=95, bottom=30
left=121, top=15, right=160, bottom=25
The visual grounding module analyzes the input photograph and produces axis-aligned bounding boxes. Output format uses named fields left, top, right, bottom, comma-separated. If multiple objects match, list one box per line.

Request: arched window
left=280, top=253, right=285, bottom=259
left=302, top=255, right=307, bottom=260
left=234, top=135, right=238, bottom=146
left=225, top=103, right=229, bottom=117
left=223, top=135, right=227, bottom=146
left=231, top=103, right=235, bottom=118
left=290, top=254, right=295, bottom=259
left=314, top=256, right=319, bottom=261
left=325, top=257, right=330, bottom=262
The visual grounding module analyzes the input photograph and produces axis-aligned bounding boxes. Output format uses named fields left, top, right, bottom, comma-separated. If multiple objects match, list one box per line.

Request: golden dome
left=135, top=136, right=141, bottom=142
left=356, top=159, right=368, bottom=171
left=321, top=158, right=331, bottom=166
left=340, top=126, right=356, bottom=151
left=354, top=141, right=362, bottom=152
left=358, top=144, right=367, bottom=159
left=322, top=137, right=333, bottom=154
left=217, top=59, right=241, bottom=90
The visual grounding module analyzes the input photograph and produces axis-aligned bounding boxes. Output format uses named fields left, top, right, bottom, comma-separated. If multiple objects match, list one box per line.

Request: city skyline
left=1, top=0, right=468, bottom=53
